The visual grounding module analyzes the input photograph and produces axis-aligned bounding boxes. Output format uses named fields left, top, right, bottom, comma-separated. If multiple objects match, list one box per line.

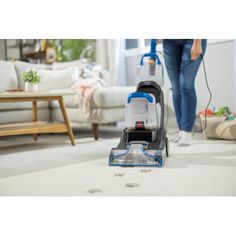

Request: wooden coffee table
left=0, top=91, right=76, bottom=146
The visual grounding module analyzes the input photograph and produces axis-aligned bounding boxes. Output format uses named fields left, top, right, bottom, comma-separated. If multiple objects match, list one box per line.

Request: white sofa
left=0, top=60, right=135, bottom=139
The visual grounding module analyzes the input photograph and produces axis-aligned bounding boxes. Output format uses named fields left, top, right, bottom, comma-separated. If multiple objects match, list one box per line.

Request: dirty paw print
left=87, top=188, right=102, bottom=194
left=114, top=172, right=125, bottom=177
left=125, top=183, right=139, bottom=188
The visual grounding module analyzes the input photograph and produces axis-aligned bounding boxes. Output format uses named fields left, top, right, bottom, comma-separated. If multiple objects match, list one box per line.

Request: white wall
left=234, top=41, right=236, bottom=112
left=196, top=40, right=235, bottom=113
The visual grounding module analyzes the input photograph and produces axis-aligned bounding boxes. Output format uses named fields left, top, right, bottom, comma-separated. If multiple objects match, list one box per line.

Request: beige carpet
left=0, top=130, right=236, bottom=196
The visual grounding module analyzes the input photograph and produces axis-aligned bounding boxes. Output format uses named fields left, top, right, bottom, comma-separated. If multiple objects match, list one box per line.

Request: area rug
left=0, top=133, right=236, bottom=196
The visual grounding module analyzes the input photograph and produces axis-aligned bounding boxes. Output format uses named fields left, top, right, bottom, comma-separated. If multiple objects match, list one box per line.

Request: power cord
left=200, top=54, right=212, bottom=131
left=156, top=50, right=170, bottom=129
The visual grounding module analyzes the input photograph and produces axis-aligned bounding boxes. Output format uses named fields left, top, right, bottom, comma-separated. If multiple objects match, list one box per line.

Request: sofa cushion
left=53, top=59, right=88, bottom=71
left=91, top=86, right=135, bottom=108
left=37, top=67, right=79, bottom=91
left=0, top=61, right=18, bottom=91
left=0, top=109, right=50, bottom=124
left=50, top=86, right=135, bottom=109
left=51, top=107, right=89, bottom=123
left=53, top=60, right=111, bottom=86
left=90, top=107, right=126, bottom=124
left=49, top=88, right=80, bottom=109
left=14, top=61, right=52, bottom=89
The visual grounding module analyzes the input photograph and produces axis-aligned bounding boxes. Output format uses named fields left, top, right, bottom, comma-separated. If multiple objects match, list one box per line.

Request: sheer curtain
left=96, top=39, right=126, bottom=86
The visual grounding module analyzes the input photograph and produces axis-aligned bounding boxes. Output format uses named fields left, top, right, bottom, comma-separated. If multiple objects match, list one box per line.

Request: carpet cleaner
left=109, top=39, right=169, bottom=167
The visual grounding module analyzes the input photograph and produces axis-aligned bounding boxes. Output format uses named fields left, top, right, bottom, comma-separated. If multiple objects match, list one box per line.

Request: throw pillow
left=0, top=61, right=18, bottom=91
left=37, top=66, right=79, bottom=91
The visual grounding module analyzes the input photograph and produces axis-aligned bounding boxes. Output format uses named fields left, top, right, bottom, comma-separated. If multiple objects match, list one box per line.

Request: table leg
left=32, top=101, right=37, bottom=141
left=58, top=97, right=75, bottom=146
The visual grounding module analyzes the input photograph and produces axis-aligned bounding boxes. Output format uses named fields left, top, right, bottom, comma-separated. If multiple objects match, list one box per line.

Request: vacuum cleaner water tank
left=125, top=92, right=158, bottom=130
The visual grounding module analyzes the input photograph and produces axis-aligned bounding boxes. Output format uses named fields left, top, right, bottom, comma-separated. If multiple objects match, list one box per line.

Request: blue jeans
left=163, top=39, right=207, bottom=132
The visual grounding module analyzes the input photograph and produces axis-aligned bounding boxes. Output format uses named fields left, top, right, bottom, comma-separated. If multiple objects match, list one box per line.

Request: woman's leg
left=163, top=40, right=183, bottom=130
left=180, top=39, right=207, bottom=132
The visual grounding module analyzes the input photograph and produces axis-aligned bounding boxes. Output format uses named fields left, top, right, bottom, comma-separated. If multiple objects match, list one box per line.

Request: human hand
left=191, top=39, right=202, bottom=61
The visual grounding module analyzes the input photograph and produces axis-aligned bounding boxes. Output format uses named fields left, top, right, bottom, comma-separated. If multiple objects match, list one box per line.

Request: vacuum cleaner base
left=109, top=146, right=167, bottom=167
left=109, top=131, right=169, bottom=167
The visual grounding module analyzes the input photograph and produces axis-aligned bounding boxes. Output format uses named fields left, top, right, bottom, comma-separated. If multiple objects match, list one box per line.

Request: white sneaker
left=170, top=131, right=183, bottom=143
left=178, top=131, right=192, bottom=146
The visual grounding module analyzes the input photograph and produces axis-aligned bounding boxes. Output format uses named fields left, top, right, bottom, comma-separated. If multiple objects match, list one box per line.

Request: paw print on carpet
left=87, top=188, right=102, bottom=194
left=114, top=172, right=125, bottom=177
left=140, top=169, right=152, bottom=173
left=125, top=183, right=139, bottom=188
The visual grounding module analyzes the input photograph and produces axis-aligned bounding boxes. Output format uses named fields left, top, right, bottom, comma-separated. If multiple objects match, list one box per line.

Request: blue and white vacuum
left=109, top=39, right=169, bottom=167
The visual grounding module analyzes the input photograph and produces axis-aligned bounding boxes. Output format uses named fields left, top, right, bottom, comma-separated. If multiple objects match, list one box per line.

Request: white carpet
left=0, top=131, right=236, bottom=196
left=0, top=135, right=118, bottom=178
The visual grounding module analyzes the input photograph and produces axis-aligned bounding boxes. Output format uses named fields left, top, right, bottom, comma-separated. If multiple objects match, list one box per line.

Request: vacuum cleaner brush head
left=109, top=143, right=165, bottom=167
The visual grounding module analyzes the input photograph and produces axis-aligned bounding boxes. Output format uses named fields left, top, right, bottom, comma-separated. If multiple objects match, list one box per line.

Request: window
left=145, top=39, right=150, bottom=46
left=125, top=39, right=138, bottom=49
left=124, top=39, right=152, bottom=57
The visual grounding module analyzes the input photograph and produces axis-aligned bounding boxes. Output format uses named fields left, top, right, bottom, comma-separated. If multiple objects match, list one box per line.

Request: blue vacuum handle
left=150, top=39, right=157, bottom=55
left=140, top=39, right=161, bottom=65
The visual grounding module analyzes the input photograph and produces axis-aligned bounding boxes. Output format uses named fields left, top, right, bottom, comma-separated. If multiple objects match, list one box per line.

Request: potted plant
left=22, top=69, right=41, bottom=92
